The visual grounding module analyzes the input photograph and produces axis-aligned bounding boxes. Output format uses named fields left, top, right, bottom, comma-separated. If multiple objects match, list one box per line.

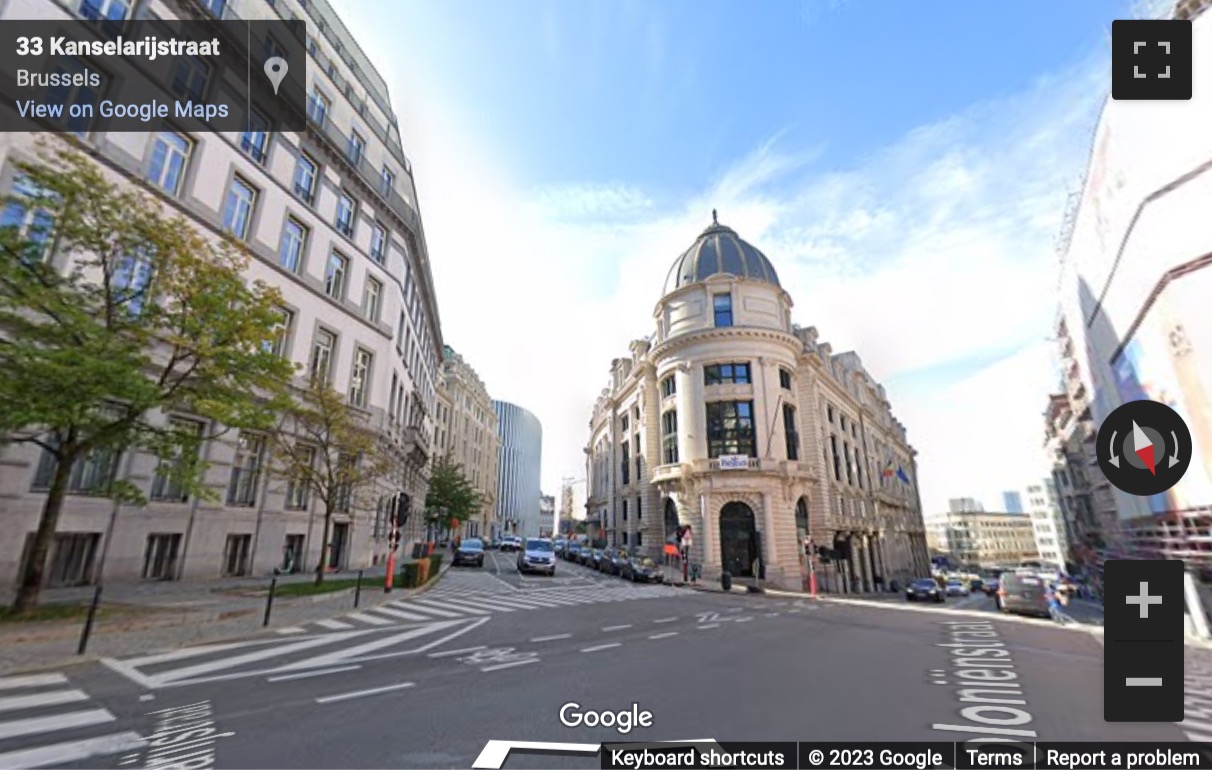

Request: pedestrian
left=1046, top=584, right=1065, bottom=623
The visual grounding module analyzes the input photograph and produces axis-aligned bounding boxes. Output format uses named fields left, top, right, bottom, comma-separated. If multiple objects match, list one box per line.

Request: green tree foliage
left=0, top=146, right=295, bottom=612
left=424, top=454, right=481, bottom=534
left=270, top=378, right=397, bottom=585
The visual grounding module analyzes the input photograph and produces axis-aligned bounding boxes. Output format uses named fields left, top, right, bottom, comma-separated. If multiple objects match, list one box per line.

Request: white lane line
left=699, top=624, right=720, bottom=629
left=580, top=643, right=622, bottom=653
left=442, top=597, right=515, bottom=613
left=652, top=617, right=678, bottom=624
left=316, top=619, right=354, bottom=630
left=315, top=682, right=415, bottom=704
left=376, top=606, right=434, bottom=622
left=602, top=624, right=633, bottom=632
left=276, top=626, right=306, bottom=635
left=0, top=689, right=89, bottom=713
left=408, top=602, right=465, bottom=618
left=432, top=600, right=490, bottom=615
left=428, top=646, right=487, bottom=658
left=649, top=632, right=678, bottom=640
left=0, top=731, right=145, bottom=769
left=0, top=673, right=67, bottom=690
left=728, top=607, right=744, bottom=612
left=0, top=708, right=115, bottom=741
left=482, top=659, right=541, bottom=672
left=531, top=634, right=572, bottom=642
left=346, top=612, right=393, bottom=626
left=734, top=617, right=753, bottom=623
left=765, top=612, right=780, bottom=617
left=267, top=666, right=361, bottom=682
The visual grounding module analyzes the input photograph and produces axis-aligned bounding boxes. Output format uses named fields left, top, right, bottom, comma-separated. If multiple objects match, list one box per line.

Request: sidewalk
left=0, top=558, right=452, bottom=674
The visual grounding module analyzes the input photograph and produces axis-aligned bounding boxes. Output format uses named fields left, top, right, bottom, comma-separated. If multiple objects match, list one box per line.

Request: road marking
left=728, top=607, right=744, bottom=613
left=316, top=619, right=354, bottom=630
left=699, top=624, right=720, bottom=629
left=409, top=601, right=464, bottom=618
left=276, top=626, right=306, bottom=635
left=267, top=665, right=361, bottom=682
left=649, top=632, right=678, bottom=640
left=482, top=659, right=540, bottom=672
left=531, top=634, right=572, bottom=642
left=429, top=646, right=488, bottom=658
left=346, top=612, right=393, bottom=626
left=734, top=617, right=753, bottom=623
left=315, top=682, right=415, bottom=704
left=376, top=606, right=434, bottom=621
left=0, top=708, right=115, bottom=740
left=442, top=596, right=515, bottom=613
left=602, top=624, right=632, bottom=631
left=270, top=621, right=467, bottom=672
left=0, top=674, right=67, bottom=690
left=580, top=643, right=621, bottom=653
left=653, top=617, right=678, bottom=624
left=0, top=689, right=89, bottom=713
left=332, top=616, right=491, bottom=665
left=765, top=612, right=780, bottom=617
left=0, top=731, right=145, bottom=769
left=433, top=599, right=491, bottom=614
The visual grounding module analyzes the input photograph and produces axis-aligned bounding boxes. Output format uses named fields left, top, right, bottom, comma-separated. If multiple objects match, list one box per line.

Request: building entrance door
left=330, top=523, right=349, bottom=571
left=719, top=501, right=758, bottom=577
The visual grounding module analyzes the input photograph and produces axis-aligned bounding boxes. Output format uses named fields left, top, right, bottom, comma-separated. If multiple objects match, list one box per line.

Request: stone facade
left=584, top=218, right=930, bottom=592
left=434, top=347, right=500, bottom=539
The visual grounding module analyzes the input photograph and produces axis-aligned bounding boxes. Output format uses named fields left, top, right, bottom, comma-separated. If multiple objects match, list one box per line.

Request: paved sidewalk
left=0, top=559, right=452, bottom=674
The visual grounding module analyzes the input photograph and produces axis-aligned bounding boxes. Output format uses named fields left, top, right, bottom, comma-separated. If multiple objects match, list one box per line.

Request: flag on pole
left=881, top=461, right=895, bottom=479
left=896, top=466, right=910, bottom=484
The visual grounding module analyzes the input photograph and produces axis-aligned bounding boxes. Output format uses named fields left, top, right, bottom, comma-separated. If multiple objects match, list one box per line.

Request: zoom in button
left=1095, top=400, right=1192, bottom=496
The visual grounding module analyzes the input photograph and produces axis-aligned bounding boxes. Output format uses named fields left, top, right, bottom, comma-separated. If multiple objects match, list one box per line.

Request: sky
left=335, top=0, right=1168, bottom=517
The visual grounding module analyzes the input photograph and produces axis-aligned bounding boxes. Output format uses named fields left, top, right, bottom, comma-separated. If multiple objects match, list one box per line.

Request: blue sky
left=338, top=0, right=1159, bottom=514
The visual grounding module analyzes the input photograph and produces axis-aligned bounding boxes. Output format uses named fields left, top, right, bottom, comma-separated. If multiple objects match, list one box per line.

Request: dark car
left=598, top=547, right=617, bottom=573
left=622, top=555, right=663, bottom=583
left=997, top=573, right=1050, bottom=618
left=983, top=579, right=1001, bottom=596
left=588, top=548, right=605, bottom=570
left=906, top=578, right=944, bottom=603
left=609, top=549, right=630, bottom=575
left=578, top=546, right=596, bottom=566
left=453, top=538, right=485, bottom=568
left=566, top=542, right=583, bottom=561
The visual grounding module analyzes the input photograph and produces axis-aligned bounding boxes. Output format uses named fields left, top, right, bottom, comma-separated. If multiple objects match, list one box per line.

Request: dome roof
left=663, top=211, right=781, bottom=295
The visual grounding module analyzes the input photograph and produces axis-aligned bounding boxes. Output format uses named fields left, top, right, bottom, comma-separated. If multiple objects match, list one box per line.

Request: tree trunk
left=12, top=450, right=74, bottom=613
left=314, top=507, right=333, bottom=586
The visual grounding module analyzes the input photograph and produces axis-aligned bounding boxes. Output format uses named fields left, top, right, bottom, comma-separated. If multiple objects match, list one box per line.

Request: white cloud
left=387, top=29, right=1110, bottom=515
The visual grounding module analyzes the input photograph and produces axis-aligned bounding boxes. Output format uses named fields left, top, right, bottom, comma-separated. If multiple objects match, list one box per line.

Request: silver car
left=517, top=538, right=556, bottom=576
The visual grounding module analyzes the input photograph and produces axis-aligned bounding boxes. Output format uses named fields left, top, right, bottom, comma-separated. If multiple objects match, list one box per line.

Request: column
left=699, top=492, right=714, bottom=570
left=866, top=532, right=879, bottom=590
left=761, top=491, right=778, bottom=573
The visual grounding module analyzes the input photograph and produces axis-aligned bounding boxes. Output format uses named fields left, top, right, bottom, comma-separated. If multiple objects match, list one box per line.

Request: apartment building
left=0, top=0, right=443, bottom=589
left=434, top=346, right=500, bottom=539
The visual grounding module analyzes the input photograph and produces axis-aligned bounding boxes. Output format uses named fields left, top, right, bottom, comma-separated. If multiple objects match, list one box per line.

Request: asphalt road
left=0, top=550, right=1202, bottom=770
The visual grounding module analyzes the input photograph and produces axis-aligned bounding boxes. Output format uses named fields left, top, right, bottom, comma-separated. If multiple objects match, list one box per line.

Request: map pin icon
left=264, top=57, right=288, bottom=95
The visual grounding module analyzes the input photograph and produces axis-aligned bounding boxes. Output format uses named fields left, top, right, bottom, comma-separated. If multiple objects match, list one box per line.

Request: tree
left=425, top=454, right=481, bottom=536
left=0, top=146, right=295, bottom=613
left=270, top=378, right=397, bottom=585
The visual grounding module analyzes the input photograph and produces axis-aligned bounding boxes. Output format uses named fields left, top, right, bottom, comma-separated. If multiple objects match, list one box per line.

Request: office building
left=493, top=400, right=542, bottom=539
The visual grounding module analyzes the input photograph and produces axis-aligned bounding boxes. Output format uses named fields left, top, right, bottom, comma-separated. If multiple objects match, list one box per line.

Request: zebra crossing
left=274, top=577, right=681, bottom=635
left=0, top=672, right=145, bottom=769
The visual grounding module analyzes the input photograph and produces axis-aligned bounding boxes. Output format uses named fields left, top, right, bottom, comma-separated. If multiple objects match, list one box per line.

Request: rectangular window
left=713, top=292, right=733, bottom=327
left=333, top=454, right=355, bottom=514
left=782, top=404, right=799, bottom=461
left=226, top=433, right=264, bottom=507
left=267, top=307, right=293, bottom=357
left=620, top=441, right=630, bottom=486
left=1, top=175, right=56, bottom=263
left=364, top=277, right=382, bottom=322
left=324, top=251, right=348, bottom=299
left=147, top=132, right=192, bottom=195
left=170, top=55, right=210, bottom=103
left=348, top=130, right=366, bottom=165
left=222, top=177, right=256, bottom=240
left=112, top=249, right=155, bottom=316
left=310, top=328, right=335, bottom=383
left=293, top=154, right=318, bottom=204
left=853, top=447, right=863, bottom=489
left=370, top=224, right=387, bottom=263
left=830, top=435, right=841, bottom=481
left=79, top=0, right=129, bottom=20
left=660, top=376, right=676, bottom=398
left=704, top=363, right=751, bottom=385
left=142, top=533, right=181, bottom=581
left=622, top=500, right=628, bottom=522
left=278, top=217, right=307, bottom=273
left=222, top=534, right=252, bottom=577
left=779, top=368, right=792, bottom=389
left=843, top=441, right=853, bottom=484
left=705, top=400, right=756, bottom=459
left=335, top=193, right=356, bottom=237
left=634, top=431, right=641, bottom=479
left=349, top=348, right=372, bottom=408
left=636, top=497, right=642, bottom=520
left=32, top=441, right=120, bottom=495
left=239, top=111, right=270, bottom=163
left=307, top=89, right=330, bottom=125
left=44, top=57, right=100, bottom=135
left=661, top=410, right=679, bottom=464
left=621, top=416, right=629, bottom=433
left=151, top=418, right=203, bottom=502
left=381, top=166, right=395, bottom=195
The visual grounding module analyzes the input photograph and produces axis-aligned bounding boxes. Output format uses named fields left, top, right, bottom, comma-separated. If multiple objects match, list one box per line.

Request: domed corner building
left=584, top=213, right=932, bottom=593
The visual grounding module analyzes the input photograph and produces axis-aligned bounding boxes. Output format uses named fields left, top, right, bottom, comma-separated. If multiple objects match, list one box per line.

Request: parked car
left=997, top=572, right=1051, bottom=618
left=453, top=538, right=485, bottom=568
left=588, top=548, right=605, bottom=570
left=906, top=578, right=944, bottom=603
left=578, top=547, right=596, bottom=566
left=983, top=579, right=1001, bottom=596
left=499, top=536, right=523, bottom=552
left=553, top=539, right=568, bottom=557
left=621, top=555, right=663, bottom=583
left=609, top=549, right=630, bottom=575
left=945, top=580, right=970, bottom=597
left=566, top=542, right=583, bottom=562
left=517, top=538, right=557, bottom=576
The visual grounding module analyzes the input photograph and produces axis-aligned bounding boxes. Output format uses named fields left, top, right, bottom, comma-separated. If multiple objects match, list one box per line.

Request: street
left=0, top=554, right=1206, bottom=769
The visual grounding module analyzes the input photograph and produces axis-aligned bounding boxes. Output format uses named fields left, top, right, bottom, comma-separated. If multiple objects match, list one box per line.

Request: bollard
left=263, top=577, right=277, bottom=627
left=354, top=569, right=363, bottom=608
left=77, top=585, right=103, bottom=655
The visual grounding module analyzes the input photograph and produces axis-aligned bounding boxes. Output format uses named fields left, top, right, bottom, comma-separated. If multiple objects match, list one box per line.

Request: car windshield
left=912, top=580, right=936, bottom=588
left=947, top=581, right=963, bottom=586
left=639, top=558, right=656, bottom=567
left=527, top=540, right=553, bottom=551
left=460, top=539, right=483, bottom=550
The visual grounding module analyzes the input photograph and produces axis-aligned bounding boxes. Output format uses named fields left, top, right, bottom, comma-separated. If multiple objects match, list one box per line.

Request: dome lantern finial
left=712, top=208, right=718, bottom=225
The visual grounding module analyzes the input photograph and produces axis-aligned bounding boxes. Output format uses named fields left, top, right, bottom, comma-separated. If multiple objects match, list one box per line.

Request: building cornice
left=650, top=326, right=802, bottom=361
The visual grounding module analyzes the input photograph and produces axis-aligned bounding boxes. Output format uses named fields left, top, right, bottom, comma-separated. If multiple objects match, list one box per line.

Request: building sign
left=717, top=454, right=749, bottom=470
